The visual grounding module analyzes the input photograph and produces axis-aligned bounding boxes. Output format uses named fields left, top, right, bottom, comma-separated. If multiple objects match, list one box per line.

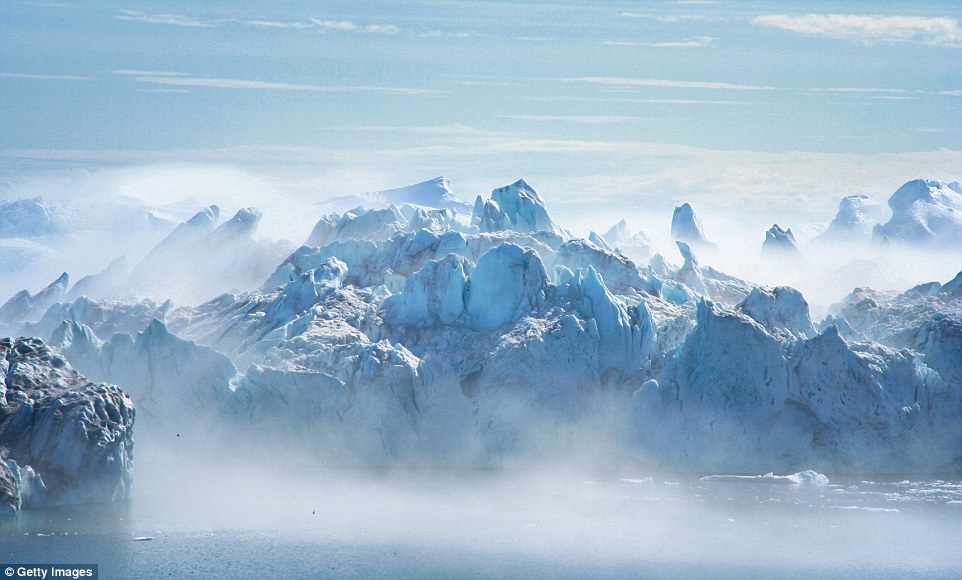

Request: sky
left=1, top=0, right=961, bottom=233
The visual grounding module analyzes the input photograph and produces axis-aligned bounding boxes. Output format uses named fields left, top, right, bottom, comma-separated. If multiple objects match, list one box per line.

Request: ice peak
left=874, top=179, right=962, bottom=247
left=738, top=286, right=816, bottom=340
left=762, top=224, right=798, bottom=254
left=325, top=176, right=471, bottom=213
left=671, top=202, right=713, bottom=246
left=474, top=179, right=563, bottom=236
left=818, top=194, right=883, bottom=241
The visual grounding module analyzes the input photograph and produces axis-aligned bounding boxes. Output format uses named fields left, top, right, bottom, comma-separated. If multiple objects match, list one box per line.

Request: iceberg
left=0, top=337, right=134, bottom=511
left=473, top=179, right=565, bottom=236
left=321, top=176, right=471, bottom=214
left=762, top=224, right=799, bottom=255
left=0, top=196, right=69, bottom=239
left=671, top=203, right=714, bottom=246
left=701, top=470, right=829, bottom=485
left=873, top=179, right=962, bottom=247
left=817, top=195, right=883, bottom=241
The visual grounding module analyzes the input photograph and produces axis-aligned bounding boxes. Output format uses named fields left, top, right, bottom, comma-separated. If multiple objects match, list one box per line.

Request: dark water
left=3, top=463, right=961, bottom=579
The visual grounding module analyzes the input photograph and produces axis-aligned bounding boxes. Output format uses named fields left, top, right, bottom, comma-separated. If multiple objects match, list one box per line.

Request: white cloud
left=309, top=18, right=358, bottom=31
left=135, top=88, right=190, bottom=93
left=817, top=87, right=914, bottom=94
left=364, top=24, right=400, bottom=35
left=128, top=74, right=443, bottom=96
left=620, top=12, right=707, bottom=22
left=246, top=20, right=313, bottom=30
left=938, top=89, right=962, bottom=96
left=647, top=35, right=714, bottom=47
left=114, top=69, right=191, bottom=77
left=561, top=76, right=774, bottom=91
left=526, top=95, right=750, bottom=105
left=499, top=114, right=648, bottom=124
left=115, top=10, right=212, bottom=28
left=751, top=14, right=962, bottom=47
left=0, top=72, right=89, bottom=81
left=308, top=18, right=400, bottom=34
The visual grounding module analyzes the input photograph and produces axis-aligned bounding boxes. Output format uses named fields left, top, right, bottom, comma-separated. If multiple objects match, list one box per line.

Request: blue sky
left=1, top=0, right=960, bottom=229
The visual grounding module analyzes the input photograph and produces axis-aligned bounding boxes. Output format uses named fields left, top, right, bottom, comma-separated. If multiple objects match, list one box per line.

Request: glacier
left=1, top=175, right=961, bottom=503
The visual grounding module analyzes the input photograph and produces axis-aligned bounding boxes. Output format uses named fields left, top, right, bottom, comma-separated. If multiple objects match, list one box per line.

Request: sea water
left=3, top=463, right=961, bottom=579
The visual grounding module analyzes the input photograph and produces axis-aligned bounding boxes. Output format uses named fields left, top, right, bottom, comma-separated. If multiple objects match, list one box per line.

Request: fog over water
left=4, top=450, right=962, bottom=579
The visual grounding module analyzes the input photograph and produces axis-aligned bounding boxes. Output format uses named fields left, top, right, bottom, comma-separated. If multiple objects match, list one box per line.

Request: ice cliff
left=2, top=177, right=960, bottom=476
left=0, top=337, right=134, bottom=514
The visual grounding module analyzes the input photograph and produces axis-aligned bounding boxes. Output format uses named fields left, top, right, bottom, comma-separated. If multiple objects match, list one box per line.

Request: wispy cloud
left=364, top=24, right=400, bottom=35
left=418, top=30, right=472, bottom=39
left=602, top=36, right=714, bottom=48
left=751, top=14, right=962, bottom=47
left=125, top=72, right=442, bottom=96
left=308, top=18, right=399, bottom=34
left=527, top=95, right=750, bottom=105
left=0, top=72, right=89, bottom=81
left=560, top=76, right=774, bottom=91
left=136, top=88, right=190, bottom=94
left=938, top=89, right=962, bottom=96
left=115, top=10, right=212, bottom=28
left=246, top=20, right=314, bottom=30
left=647, top=36, right=714, bottom=47
left=114, top=69, right=191, bottom=77
left=620, top=12, right=708, bottom=23
left=309, top=18, right=358, bottom=31
left=499, top=114, right=648, bottom=124
left=817, top=87, right=915, bottom=94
